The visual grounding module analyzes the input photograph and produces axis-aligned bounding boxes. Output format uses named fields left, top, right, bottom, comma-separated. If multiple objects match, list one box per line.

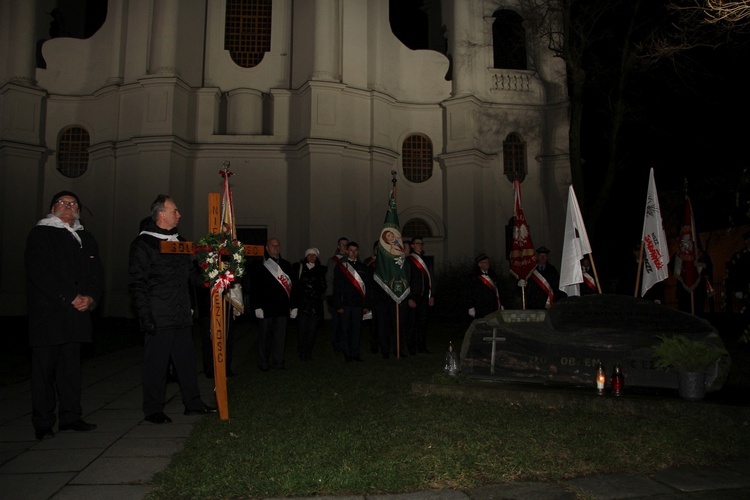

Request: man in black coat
left=25, top=191, right=104, bottom=440
left=333, top=241, right=372, bottom=362
left=249, top=237, right=297, bottom=371
left=405, top=237, right=434, bottom=354
left=523, top=246, right=564, bottom=309
left=128, top=195, right=216, bottom=424
left=467, top=253, right=503, bottom=319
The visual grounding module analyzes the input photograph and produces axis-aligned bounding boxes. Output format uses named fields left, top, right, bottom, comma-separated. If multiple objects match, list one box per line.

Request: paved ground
left=2, top=327, right=750, bottom=499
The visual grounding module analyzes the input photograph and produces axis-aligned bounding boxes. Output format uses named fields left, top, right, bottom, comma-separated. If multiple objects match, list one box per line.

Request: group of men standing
left=326, top=236, right=436, bottom=361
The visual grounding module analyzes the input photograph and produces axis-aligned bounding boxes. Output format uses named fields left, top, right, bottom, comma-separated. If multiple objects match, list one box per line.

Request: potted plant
left=652, top=335, right=728, bottom=400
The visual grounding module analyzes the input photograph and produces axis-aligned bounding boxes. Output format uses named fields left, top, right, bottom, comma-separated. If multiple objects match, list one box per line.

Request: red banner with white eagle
left=674, top=190, right=700, bottom=293
left=509, top=180, right=537, bottom=281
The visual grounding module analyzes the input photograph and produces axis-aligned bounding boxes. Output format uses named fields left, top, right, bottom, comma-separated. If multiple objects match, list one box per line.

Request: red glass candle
left=610, top=363, right=624, bottom=396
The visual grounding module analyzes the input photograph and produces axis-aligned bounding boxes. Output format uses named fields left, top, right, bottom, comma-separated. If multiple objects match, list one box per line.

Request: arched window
left=492, top=10, right=526, bottom=70
left=402, top=134, right=433, bottom=183
left=225, top=0, right=272, bottom=68
left=57, top=127, right=90, bottom=178
left=503, top=133, right=527, bottom=182
left=402, top=218, right=432, bottom=239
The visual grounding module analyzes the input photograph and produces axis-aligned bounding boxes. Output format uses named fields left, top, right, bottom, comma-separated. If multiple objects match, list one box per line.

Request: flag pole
left=391, top=171, right=402, bottom=360
left=589, top=253, right=603, bottom=294
left=634, top=240, right=645, bottom=297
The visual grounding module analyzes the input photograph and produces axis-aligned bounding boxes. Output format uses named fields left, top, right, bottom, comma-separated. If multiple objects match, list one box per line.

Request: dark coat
left=333, top=259, right=372, bottom=309
left=525, top=262, right=564, bottom=309
left=127, top=219, right=193, bottom=331
left=406, top=253, right=434, bottom=301
left=25, top=222, right=104, bottom=347
left=467, top=268, right=502, bottom=319
left=249, top=256, right=295, bottom=317
left=291, top=259, right=327, bottom=318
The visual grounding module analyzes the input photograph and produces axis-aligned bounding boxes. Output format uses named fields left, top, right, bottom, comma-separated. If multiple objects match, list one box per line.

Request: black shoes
left=58, top=419, right=97, bottom=432
left=35, top=427, right=54, bottom=440
left=184, top=405, right=218, bottom=416
left=145, top=412, right=173, bottom=424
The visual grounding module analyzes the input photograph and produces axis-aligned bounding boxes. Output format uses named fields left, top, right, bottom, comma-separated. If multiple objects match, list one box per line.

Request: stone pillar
left=311, top=0, right=340, bottom=81
left=106, top=0, right=126, bottom=84
left=448, top=0, right=472, bottom=97
left=227, top=89, right=264, bottom=135
left=149, top=0, right=179, bottom=76
left=7, top=2, right=37, bottom=86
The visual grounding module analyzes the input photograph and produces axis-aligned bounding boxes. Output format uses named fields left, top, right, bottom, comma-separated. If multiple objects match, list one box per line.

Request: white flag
left=559, top=185, right=592, bottom=297
left=640, top=168, right=670, bottom=296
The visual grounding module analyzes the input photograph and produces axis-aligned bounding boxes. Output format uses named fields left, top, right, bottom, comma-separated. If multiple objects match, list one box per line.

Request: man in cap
left=25, top=191, right=104, bottom=440
left=524, top=246, right=563, bottom=309
left=467, top=253, right=503, bottom=319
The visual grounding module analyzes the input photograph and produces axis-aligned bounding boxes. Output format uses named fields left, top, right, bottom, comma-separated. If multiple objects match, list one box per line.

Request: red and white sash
left=582, top=271, right=597, bottom=292
left=408, top=254, right=432, bottom=298
left=341, top=261, right=366, bottom=300
left=479, top=273, right=502, bottom=309
left=531, top=269, right=554, bottom=306
left=264, top=258, right=292, bottom=298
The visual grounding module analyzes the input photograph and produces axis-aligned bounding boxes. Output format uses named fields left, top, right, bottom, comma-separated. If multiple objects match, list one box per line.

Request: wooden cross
left=160, top=193, right=262, bottom=420
left=482, top=327, right=507, bottom=375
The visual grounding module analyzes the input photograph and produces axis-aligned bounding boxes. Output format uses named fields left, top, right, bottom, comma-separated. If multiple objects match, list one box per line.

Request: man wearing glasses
left=25, top=191, right=104, bottom=440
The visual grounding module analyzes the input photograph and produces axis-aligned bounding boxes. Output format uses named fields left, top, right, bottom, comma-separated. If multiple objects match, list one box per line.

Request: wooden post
left=162, top=193, right=264, bottom=422
left=207, top=193, right=229, bottom=420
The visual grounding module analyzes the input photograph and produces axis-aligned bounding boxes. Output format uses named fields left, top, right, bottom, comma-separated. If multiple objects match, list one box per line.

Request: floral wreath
left=194, top=232, right=246, bottom=294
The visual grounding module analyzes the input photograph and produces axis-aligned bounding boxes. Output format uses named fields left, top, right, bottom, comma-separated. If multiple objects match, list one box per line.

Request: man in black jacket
left=250, top=237, right=297, bottom=371
left=333, top=241, right=372, bottom=362
left=467, top=253, right=503, bottom=319
left=405, top=237, right=434, bottom=354
left=128, top=195, right=216, bottom=424
left=25, top=191, right=104, bottom=440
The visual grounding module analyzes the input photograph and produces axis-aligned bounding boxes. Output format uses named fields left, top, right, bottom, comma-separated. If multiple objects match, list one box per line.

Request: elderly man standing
left=128, top=195, right=216, bottom=424
left=25, top=191, right=104, bottom=440
left=250, top=237, right=297, bottom=371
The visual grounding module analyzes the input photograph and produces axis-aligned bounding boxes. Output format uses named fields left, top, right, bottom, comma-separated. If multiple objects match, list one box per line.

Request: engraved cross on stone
left=483, top=327, right=507, bottom=375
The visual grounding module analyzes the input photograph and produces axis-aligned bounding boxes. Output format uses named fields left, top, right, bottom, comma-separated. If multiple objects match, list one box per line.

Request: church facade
left=0, top=0, right=570, bottom=317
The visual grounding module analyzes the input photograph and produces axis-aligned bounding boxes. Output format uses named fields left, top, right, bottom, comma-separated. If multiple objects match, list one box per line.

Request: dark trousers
left=298, top=313, right=319, bottom=360
left=31, top=342, right=82, bottom=430
left=258, top=315, right=287, bottom=369
left=406, top=297, right=429, bottom=352
left=340, top=306, right=363, bottom=359
left=143, top=326, right=202, bottom=416
left=329, top=301, right=342, bottom=352
left=373, top=300, right=409, bottom=356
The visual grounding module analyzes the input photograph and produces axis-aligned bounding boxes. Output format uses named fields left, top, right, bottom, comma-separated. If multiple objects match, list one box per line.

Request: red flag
left=674, top=192, right=699, bottom=293
left=509, top=180, right=537, bottom=280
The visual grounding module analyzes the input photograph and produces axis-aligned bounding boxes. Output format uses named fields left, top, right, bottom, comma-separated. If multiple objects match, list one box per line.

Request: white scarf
left=139, top=230, right=179, bottom=241
left=36, top=214, right=84, bottom=247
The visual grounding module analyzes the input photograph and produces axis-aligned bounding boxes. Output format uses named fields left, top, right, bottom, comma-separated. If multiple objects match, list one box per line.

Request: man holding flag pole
left=509, top=180, right=537, bottom=310
left=373, top=171, right=410, bottom=358
left=673, top=179, right=701, bottom=315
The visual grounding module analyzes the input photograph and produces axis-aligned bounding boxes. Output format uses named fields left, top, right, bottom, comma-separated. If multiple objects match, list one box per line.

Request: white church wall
left=204, top=0, right=292, bottom=92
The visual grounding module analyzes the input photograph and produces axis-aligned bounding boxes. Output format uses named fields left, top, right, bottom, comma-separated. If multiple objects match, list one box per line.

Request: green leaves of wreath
left=194, top=232, right=246, bottom=292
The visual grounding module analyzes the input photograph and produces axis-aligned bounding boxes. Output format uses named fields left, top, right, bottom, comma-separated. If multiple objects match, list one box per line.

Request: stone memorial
left=459, top=294, right=731, bottom=393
